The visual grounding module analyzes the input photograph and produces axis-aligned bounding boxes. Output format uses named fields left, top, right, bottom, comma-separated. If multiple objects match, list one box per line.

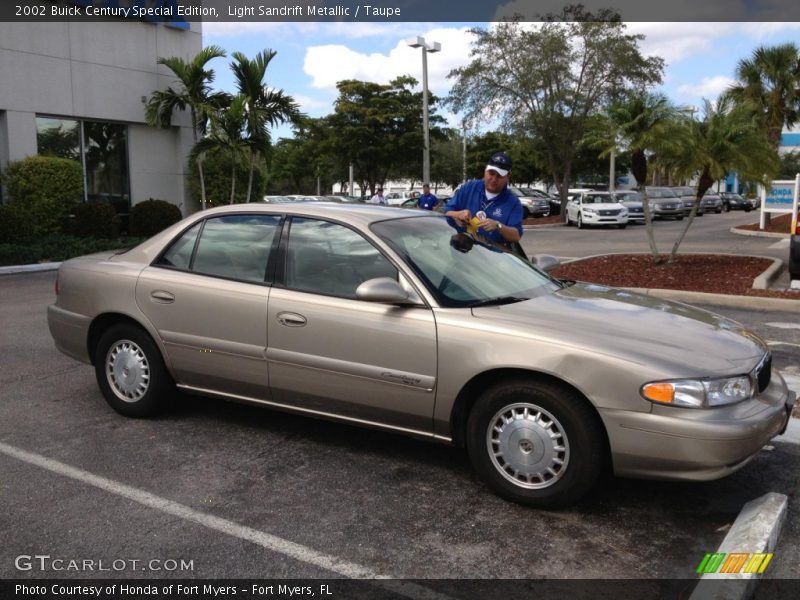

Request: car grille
left=754, top=352, right=772, bottom=393
left=599, top=209, right=621, bottom=216
left=629, top=207, right=643, bottom=213
left=660, top=203, right=677, bottom=210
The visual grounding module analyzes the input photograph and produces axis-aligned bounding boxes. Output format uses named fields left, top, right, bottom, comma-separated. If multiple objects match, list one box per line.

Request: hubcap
left=106, top=340, right=150, bottom=403
left=486, top=403, right=570, bottom=489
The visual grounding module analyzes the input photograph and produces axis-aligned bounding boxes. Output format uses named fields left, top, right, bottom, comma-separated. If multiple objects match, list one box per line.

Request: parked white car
left=566, top=191, right=629, bottom=229
left=385, top=191, right=419, bottom=206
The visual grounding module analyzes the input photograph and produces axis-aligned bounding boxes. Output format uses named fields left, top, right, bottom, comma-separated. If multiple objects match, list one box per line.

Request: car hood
left=470, top=283, right=766, bottom=375
left=581, top=202, right=624, bottom=209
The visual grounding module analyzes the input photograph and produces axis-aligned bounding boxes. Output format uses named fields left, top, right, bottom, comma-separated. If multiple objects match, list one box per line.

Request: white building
left=0, top=18, right=201, bottom=215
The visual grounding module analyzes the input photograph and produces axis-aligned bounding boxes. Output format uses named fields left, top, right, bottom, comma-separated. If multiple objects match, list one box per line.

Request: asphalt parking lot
left=1, top=267, right=798, bottom=596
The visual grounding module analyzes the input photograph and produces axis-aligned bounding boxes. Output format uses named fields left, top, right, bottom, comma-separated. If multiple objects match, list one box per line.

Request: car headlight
left=641, top=376, right=752, bottom=408
left=620, top=208, right=628, bottom=215
left=582, top=207, right=596, bottom=213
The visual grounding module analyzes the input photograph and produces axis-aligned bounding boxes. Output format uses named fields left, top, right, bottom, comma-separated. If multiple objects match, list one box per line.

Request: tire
left=676, top=216, right=684, bottom=221
left=466, top=379, right=606, bottom=508
left=577, top=213, right=584, bottom=229
left=618, top=224, right=627, bottom=229
left=94, top=323, right=173, bottom=417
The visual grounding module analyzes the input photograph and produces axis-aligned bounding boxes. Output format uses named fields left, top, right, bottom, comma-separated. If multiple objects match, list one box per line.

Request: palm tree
left=668, top=96, right=778, bottom=262
left=727, top=43, right=800, bottom=149
left=145, top=45, right=230, bottom=211
left=588, top=91, right=684, bottom=263
left=230, top=50, right=300, bottom=203
left=193, top=95, right=251, bottom=205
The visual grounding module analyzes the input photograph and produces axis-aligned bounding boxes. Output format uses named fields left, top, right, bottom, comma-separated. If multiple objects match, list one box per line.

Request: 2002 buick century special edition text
left=47, top=204, right=795, bottom=507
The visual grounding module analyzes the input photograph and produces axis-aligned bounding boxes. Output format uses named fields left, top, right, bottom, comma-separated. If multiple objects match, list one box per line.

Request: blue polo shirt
left=417, top=193, right=438, bottom=210
left=444, top=179, right=523, bottom=245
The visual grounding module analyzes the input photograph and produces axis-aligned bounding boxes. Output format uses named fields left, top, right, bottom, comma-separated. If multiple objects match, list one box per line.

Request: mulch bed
left=523, top=215, right=564, bottom=226
left=551, top=254, right=800, bottom=299
left=735, top=212, right=796, bottom=234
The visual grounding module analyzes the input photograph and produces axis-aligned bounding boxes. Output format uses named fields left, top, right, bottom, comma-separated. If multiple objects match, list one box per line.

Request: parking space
left=1, top=271, right=798, bottom=588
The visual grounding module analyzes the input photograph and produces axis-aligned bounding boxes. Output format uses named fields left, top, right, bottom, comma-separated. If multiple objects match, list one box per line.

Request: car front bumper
left=601, top=371, right=795, bottom=481
left=580, top=212, right=628, bottom=225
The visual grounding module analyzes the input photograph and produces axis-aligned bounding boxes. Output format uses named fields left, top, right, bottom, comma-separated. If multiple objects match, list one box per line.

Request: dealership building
left=0, top=18, right=201, bottom=215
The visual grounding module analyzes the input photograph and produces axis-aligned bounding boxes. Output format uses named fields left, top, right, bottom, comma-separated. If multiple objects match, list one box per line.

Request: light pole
left=407, top=36, right=440, bottom=186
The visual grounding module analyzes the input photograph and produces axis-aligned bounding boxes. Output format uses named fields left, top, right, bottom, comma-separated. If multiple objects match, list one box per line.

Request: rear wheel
left=466, top=379, right=606, bottom=508
left=95, top=324, right=173, bottom=417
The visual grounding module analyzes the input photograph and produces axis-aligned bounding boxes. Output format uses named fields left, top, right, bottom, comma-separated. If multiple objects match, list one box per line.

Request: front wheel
left=466, top=379, right=606, bottom=508
left=576, top=213, right=584, bottom=229
left=95, top=324, right=173, bottom=417
left=618, top=224, right=627, bottom=229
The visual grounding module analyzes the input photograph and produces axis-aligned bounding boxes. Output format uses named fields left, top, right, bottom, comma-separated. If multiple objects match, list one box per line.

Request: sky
left=201, top=21, right=800, bottom=140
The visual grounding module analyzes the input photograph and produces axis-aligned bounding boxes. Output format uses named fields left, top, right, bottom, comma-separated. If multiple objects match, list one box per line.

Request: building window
left=36, top=116, right=130, bottom=214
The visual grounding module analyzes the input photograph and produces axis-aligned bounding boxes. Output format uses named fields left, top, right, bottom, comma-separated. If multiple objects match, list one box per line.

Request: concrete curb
left=0, top=262, right=61, bottom=275
left=624, top=287, right=800, bottom=312
left=730, top=227, right=790, bottom=239
left=689, top=492, right=788, bottom=600
left=559, top=252, right=800, bottom=312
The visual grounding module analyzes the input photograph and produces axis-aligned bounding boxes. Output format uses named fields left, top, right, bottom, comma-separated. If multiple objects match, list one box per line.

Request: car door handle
left=150, top=290, right=175, bottom=304
left=276, top=312, right=307, bottom=327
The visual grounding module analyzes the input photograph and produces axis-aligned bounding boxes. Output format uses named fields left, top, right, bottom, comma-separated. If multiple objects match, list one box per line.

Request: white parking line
left=765, top=323, right=800, bottom=330
left=0, top=441, right=450, bottom=600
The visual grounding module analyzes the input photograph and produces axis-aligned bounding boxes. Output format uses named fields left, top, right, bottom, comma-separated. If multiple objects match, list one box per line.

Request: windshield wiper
left=467, top=296, right=528, bottom=308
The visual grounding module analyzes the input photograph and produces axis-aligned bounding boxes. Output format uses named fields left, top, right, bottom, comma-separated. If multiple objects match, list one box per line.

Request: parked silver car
left=47, top=204, right=794, bottom=508
left=645, top=187, right=685, bottom=220
left=509, top=186, right=551, bottom=218
left=612, top=190, right=647, bottom=223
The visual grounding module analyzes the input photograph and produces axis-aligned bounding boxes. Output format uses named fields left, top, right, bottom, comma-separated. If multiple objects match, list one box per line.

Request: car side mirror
left=530, top=254, right=560, bottom=272
left=356, top=277, right=415, bottom=304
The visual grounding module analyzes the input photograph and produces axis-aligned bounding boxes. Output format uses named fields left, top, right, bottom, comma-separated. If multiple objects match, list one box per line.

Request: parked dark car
left=720, top=192, right=754, bottom=212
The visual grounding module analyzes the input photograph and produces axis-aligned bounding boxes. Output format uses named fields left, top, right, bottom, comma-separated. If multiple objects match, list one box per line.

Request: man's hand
left=478, top=217, right=500, bottom=231
left=447, top=209, right=472, bottom=227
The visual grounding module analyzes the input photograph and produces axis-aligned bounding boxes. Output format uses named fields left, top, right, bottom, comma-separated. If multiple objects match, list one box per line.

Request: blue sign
left=764, top=183, right=796, bottom=212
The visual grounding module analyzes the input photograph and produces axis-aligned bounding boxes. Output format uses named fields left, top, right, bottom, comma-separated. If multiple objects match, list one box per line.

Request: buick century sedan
left=48, top=204, right=795, bottom=507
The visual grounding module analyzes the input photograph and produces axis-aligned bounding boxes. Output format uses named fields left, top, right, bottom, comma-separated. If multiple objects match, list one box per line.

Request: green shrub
left=0, top=234, right=146, bottom=266
left=188, top=148, right=267, bottom=206
left=0, top=204, right=38, bottom=244
left=129, top=199, right=182, bottom=238
left=2, top=156, right=84, bottom=235
left=68, top=202, right=121, bottom=239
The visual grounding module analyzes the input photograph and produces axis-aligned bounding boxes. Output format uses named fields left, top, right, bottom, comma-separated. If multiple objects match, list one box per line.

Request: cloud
left=302, top=26, right=474, bottom=94
left=203, top=21, right=436, bottom=40
left=676, top=76, right=736, bottom=101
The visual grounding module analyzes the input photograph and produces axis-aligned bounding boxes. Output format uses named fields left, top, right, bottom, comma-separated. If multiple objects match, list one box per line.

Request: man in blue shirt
left=416, top=183, right=439, bottom=211
left=444, top=151, right=523, bottom=248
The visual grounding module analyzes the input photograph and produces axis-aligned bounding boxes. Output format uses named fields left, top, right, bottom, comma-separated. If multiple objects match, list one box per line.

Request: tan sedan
left=48, top=204, right=795, bottom=508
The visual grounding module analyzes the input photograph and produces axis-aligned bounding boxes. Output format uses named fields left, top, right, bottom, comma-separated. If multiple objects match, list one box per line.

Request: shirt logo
left=492, top=208, right=503, bottom=218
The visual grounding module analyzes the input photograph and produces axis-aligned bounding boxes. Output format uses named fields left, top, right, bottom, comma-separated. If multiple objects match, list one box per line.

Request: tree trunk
left=192, top=109, right=207, bottom=211
left=246, top=150, right=256, bottom=204
left=639, top=185, right=662, bottom=264
left=197, top=156, right=207, bottom=211
left=229, top=151, right=237, bottom=205
left=669, top=167, right=713, bottom=262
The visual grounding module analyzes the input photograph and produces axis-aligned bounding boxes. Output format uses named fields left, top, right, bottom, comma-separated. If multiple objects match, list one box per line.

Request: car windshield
left=584, top=194, right=612, bottom=204
left=371, top=217, right=561, bottom=308
left=647, top=188, right=677, bottom=198
left=673, top=187, right=694, bottom=196
left=728, top=194, right=744, bottom=200
left=615, top=192, right=640, bottom=201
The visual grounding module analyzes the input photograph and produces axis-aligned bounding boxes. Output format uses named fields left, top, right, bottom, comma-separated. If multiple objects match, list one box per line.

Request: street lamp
left=407, top=36, right=441, bottom=186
